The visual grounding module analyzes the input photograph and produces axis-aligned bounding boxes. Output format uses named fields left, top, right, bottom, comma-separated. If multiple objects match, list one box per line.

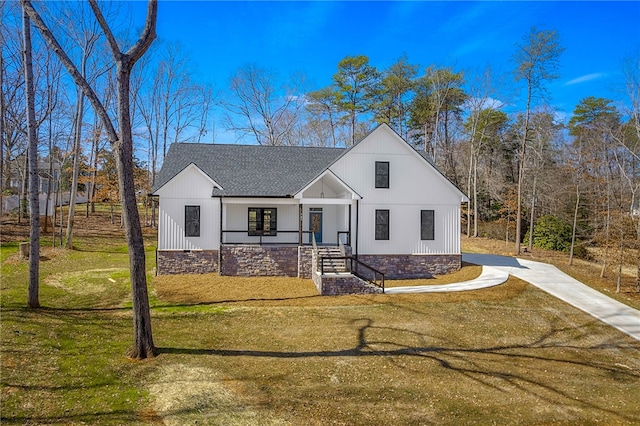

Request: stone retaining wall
left=220, top=245, right=299, bottom=276
left=355, top=254, right=461, bottom=279
left=156, top=250, right=219, bottom=275
left=312, top=269, right=382, bottom=296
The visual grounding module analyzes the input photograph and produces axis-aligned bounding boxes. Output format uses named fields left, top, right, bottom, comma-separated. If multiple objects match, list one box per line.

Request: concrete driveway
left=463, top=253, right=640, bottom=341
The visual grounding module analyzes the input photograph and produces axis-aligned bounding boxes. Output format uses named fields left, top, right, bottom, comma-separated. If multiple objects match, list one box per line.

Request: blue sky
left=132, top=1, right=639, bottom=126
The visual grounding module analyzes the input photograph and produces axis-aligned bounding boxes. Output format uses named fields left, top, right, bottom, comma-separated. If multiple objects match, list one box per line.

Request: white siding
left=331, top=126, right=465, bottom=255
left=156, top=165, right=220, bottom=250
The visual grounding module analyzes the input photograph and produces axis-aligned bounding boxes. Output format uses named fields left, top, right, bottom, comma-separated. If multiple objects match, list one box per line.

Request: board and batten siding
left=156, top=164, right=220, bottom=250
left=330, top=125, right=466, bottom=255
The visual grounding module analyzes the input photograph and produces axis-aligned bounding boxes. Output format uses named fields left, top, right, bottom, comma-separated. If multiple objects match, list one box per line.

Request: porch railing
left=222, top=229, right=350, bottom=246
left=222, top=229, right=309, bottom=245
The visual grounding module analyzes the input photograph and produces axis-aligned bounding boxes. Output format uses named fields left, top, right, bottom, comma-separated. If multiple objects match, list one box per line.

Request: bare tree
left=136, top=42, right=211, bottom=193
left=221, top=63, right=306, bottom=145
left=22, top=3, right=40, bottom=307
left=0, top=32, right=5, bottom=218
left=463, top=66, right=502, bottom=237
left=23, top=0, right=158, bottom=359
left=195, top=84, right=213, bottom=143
left=621, top=53, right=640, bottom=290
left=526, top=109, right=562, bottom=251
left=42, top=49, right=63, bottom=232
left=512, top=26, right=564, bottom=254
left=409, top=65, right=467, bottom=185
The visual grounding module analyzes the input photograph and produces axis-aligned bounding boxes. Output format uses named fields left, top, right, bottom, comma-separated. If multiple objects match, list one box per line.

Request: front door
left=309, top=210, right=323, bottom=244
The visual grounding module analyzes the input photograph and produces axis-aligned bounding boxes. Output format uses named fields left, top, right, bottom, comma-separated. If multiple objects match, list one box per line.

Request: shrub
left=529, top=215, right=573, bottom=252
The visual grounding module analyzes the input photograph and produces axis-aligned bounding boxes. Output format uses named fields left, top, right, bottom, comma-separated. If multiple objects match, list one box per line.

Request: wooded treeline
left=1, top=2, right=638, bottom=288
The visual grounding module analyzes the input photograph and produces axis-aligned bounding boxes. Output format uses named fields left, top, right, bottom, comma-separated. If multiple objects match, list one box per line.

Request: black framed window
left=421, top=210, right=435, bottom=240
left=375, top=209, right=389, bottom=240
left=375, top=161, right=389, bottom=188
left=185, top=205, right=200, bottom=237
left=248, top=208, right=277, bottom=236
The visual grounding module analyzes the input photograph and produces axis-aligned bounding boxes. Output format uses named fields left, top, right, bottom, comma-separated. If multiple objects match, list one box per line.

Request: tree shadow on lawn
left=1, top=409, right=145, bottom=425
left=157, top=316, right=640, bottom=423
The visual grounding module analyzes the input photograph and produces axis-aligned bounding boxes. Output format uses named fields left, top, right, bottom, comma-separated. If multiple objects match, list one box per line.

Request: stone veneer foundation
left=355, top=254, right=462, bottom=279
left=156, top=250, right=219, bottom=275
left=297, top=246, right=315, bottom=278
left=220, top=245, right=299, bottom=276
left=156, top=248, right=462, bottom=288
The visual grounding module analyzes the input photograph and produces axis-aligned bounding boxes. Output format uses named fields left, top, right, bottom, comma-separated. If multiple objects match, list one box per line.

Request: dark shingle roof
left=153, top=143, right=346, bottom=197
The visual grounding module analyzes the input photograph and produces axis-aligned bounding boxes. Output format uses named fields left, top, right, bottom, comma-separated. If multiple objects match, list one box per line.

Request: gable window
left=375, top=209, right=389, bottom=240
left=185, top=205, right=200, bottom=237
left=375, top=161, right=389, bottom=188
left=421, top=210, right=435, bottom=240
left=248, top=208, right=277, bottom=236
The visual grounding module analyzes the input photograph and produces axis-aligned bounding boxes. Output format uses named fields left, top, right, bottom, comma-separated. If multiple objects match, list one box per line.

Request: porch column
left=348, top=203, right=352, bottom=246
left=298, top=203, right=303, bottom=245
left=219, top=197, right=223, bottom=245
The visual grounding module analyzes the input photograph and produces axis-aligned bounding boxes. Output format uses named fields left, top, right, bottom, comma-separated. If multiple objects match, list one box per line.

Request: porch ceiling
left=295, top=170, right=361, bottom=201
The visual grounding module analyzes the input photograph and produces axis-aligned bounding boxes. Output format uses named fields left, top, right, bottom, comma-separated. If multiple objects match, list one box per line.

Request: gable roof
left=325, top=124, right=468, bottom=202
left=153, top=124, right=468, bottom=201
left=153, top=143, right=345, bottom=197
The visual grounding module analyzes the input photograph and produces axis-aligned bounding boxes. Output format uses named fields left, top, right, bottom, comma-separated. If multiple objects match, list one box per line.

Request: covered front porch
left=220, top=170, right=360, bottom=247
left=218, top=171, right=360, bottom=277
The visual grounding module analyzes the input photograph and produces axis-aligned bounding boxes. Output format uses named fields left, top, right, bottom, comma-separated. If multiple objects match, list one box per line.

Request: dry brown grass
left=148, top=239, right=640, bottom=425
left=150, top=274, right=640, bottom=425
left=154, top=266, right=519, bottom=310
left=3, top=211, right=640, bottom=425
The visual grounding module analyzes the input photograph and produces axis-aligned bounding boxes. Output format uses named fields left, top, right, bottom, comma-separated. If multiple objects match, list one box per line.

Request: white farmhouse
left=152, top=124, right=468, bottom=294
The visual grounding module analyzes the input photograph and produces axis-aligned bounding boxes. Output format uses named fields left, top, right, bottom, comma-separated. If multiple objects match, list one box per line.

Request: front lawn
left=2, top=211, right=639, bottom=425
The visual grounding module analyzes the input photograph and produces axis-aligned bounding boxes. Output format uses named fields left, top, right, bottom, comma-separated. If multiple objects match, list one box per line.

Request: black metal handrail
left=222, top=229, right=351, bottom=246
left=319, top=255, right=385, bottom=293
left=222, top=229, right=311, bottom=245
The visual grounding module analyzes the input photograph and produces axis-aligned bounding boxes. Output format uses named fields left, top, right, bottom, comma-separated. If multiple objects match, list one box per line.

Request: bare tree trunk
left=53, top=175, right=59, bottom=246
left=89, top=121, right=102, bottom=214
left=505, top=206, right=510, bottom=246
left=0, top=50, right=5, bottom=219
left=43, top=110, right=53, bottom=233
left=637, top=217, right=640, bottom=292
left=473, top=156, right=479, bottom=237
left=22, top=5, right=40, bottom=308
left=466, top=146, right=473, bottom=237
left=569, top=185, right=580, bottom=266
left=19, top=157, right=28, bottom=222
left=65, top=90, right=84, bottom=249
left=600, top=179, right=611, bottom=278
left=115, top=64, right=154, bottom=358
left=616, top=234, right=623, bottom=294
left=528, top=174, right=537, bottom=251
left=22, top=0, right=158, bottom=359
left=515, top=90, right=531, bottom=256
